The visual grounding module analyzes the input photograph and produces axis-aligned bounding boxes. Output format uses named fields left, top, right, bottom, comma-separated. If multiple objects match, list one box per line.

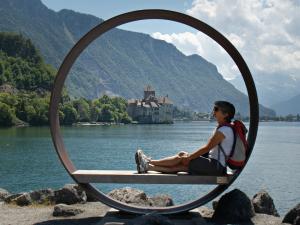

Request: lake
left=0, top=121, right=299, bottom=215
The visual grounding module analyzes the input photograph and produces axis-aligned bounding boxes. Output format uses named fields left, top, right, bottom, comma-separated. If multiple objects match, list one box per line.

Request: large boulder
left=4, top=193, right=22, bottom=203
left=54, top=184, right=87, bottom=205
left=212, top=189, right=255, bottom=223
left=53, top=204, right=84, bottom=217
left=9, top=193, right=32, bottom=206
left=148, top=194, right=174, bottom=207
left=86, top=190, right=99, bottom=202
left=108, top=187, right=149, bottom=206
left=252, top=190, right=279, bottom=216
left=29, top=188, right=55, bottom=205
left=212, top=200, right=218, bottom=210
left=294, top=216, right=300, bottom=225
left=283, top=203, right=300, bottom=225
left=0, top=188, right=10, bottom=201
left=108, top=187, right=174, bottom=207
left=4, top=189, right=55, bottom=206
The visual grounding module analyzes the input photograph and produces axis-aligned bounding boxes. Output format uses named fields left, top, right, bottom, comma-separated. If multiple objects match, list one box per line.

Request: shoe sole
left=135, top=151, right=142, bottom=173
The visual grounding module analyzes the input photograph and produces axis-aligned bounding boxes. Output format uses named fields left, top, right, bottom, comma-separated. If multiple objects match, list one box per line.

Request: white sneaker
left=135, top=149, right=150, bottom=173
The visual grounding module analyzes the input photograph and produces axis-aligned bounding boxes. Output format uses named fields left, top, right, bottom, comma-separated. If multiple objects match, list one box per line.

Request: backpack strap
left=217, top=124, right=237, bottom=168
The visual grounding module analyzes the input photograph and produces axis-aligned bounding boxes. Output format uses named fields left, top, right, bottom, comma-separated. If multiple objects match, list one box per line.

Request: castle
left=126, top=85, right=174, bottom=124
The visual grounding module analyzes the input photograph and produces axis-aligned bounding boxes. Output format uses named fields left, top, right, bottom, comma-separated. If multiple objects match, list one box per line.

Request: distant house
left=126, top=85, right=174, bottom=124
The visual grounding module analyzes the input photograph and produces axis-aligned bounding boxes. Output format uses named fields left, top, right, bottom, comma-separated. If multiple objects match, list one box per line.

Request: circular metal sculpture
left=49, top=9, right=259, bottom=214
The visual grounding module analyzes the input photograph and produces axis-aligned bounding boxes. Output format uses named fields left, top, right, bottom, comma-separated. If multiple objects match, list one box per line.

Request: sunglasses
left=213, top=106, right=219, bottom=112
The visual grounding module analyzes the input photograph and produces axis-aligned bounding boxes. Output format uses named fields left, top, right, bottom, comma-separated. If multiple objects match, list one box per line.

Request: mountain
left=229, top=72, right=300, bottom=108
left=270, top=94, right=300, bottom=116
left=0, top=0, right=275, bottom=117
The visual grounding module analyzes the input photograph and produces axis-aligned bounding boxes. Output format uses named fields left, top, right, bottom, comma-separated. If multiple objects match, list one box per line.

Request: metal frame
left=49, top=9, right=259, bottom=214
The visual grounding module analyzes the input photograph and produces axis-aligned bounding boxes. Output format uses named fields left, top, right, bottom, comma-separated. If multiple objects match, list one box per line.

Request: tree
left=90, top=105, right=100, bottom=122
left=120, top=112, right=132, bottom=124
left=98, top=94, right=112, bottom=105
left=0, top=102, right=15, bottom=126
left=73, top=98, right=90, bottom=122
left=61, top=103, right=78, bottom=125
left=0, top=93, right=18, bottom=107
left=99, top=104, right=114, bottom=122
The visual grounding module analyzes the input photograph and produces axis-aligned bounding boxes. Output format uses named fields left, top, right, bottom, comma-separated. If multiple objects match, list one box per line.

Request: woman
left=135, top=100, right=235, bottom=176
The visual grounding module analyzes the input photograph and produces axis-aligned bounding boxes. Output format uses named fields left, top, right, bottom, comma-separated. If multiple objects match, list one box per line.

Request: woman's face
left=213, top=106, right=228, bottom=123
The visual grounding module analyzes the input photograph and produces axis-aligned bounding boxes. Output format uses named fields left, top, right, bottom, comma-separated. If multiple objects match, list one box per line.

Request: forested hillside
left=0, top=32, right=131, bottom=126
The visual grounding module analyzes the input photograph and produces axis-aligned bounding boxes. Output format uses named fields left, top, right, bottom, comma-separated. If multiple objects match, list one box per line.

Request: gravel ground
left=0, top=201, right=110, bottom=225
left=0, top=202, right=289, bottom=225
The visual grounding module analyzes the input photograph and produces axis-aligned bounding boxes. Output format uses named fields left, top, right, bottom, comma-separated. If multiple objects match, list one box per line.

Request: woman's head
left=213, top=101, right=235, bottom=123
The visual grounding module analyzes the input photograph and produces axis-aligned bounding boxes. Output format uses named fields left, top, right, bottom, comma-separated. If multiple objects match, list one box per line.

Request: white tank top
left=208, top=126, right=234, bottom=167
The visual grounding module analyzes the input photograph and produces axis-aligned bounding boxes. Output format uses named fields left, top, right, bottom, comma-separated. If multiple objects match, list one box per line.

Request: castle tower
left=144, top=85, right=155, bottom=100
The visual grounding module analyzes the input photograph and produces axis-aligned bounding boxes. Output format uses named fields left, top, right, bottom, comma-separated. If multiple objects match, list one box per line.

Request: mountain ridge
left=270, top=93, right=300, bottom=116
left=0, top=0, right=275, bottom=117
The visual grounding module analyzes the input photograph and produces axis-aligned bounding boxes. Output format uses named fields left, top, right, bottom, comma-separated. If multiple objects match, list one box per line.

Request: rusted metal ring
left=49, top=9, right=259, bottom=214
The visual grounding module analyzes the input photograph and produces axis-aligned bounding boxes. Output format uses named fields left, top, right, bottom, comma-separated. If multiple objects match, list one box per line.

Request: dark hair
left=214, top=101, right=235, bottom=122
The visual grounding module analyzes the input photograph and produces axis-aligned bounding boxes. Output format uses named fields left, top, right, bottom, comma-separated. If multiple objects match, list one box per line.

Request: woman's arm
left=181, top=131, right=225, bottom=165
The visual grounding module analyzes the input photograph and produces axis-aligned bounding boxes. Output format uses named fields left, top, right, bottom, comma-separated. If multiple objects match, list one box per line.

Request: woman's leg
left=148, top=163, right=189, bottom=173
left=149, top=151, right=188, bottom=167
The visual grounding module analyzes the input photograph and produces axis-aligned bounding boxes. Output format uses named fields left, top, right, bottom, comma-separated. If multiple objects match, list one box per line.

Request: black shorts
left=188, top=156, right=227, bottom=175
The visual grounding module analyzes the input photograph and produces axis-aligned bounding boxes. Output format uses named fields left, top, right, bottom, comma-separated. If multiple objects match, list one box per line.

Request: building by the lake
left=126, top=85, right=174, bottom=124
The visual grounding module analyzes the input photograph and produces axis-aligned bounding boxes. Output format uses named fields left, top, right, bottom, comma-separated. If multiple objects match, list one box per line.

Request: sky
left=42, top=0, right=300, bottom=82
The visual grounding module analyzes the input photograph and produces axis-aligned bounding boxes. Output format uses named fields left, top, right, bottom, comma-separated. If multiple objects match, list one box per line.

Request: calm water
left=0, top=121, right=299, bottom=215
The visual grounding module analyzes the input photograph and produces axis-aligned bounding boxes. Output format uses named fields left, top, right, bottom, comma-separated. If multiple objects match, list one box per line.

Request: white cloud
left=151, top=0, right=300, bottom=81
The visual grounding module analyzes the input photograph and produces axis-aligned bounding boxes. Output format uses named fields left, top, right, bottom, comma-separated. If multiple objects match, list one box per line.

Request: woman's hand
left=177, top=151, right=189, bottom=157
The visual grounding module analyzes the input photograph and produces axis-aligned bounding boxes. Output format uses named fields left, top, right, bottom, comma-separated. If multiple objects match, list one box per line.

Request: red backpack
left=217, top=120, right=249, bottom=169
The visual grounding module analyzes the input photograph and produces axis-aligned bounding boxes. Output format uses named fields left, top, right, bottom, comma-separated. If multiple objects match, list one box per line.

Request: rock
left=4, top=189, right=55, bottom=206
left=0, top=188, right=10, bottom=201
left=4, top=193, right=22, bottom=203
left=29, top=188, right=55, bottom=205
left=212, top=189, right=255, bottom=223
left=198, top=206, right=214, bottom=218
left=252, top=213, right=290, bottom=225
left=212, top=200, right=218, bottom=210
left=11, top=193, right=32, bottom=206
left=54, top=184, right=87, bottom=205
left=148, top=194, right=174, bottom=207
left=108, top=187, right=174, bottom=207
left=126, top=213, right=174, bottom=225
left=86, top=190, right=99, bottom=202
left=294, top=216, right=300, bottom=225
left=108, top=187, right=149, bottom=206
left=252, top=190, right=279, bottom=216
left=52, top=203, right=84, bottom=217
left=283, top=203, right=300, bottom=224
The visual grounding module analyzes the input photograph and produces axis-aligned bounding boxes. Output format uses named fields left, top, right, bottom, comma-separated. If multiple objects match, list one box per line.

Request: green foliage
left=0, top=32, right=133, bottom=127
left=98, top=104, right=114, bottom=122
left=0, top=93, right=18, bottom=107
left=0, top=32, right=42, bottom=64
left=26, top=97, right=49, bottom=125
left=93, top=95, right=132, bottom=123
left=73, top=98, right=90, bottom=122
left=0, top=102, right=15, bottom=126
left=0, top=33, right=55, bottom=91
left=61, top=103, right=78, bottom=125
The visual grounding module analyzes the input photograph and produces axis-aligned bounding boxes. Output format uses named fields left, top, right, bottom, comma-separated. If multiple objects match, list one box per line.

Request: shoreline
left=2, top=119, right=300, bottom=129
left=0, top=185, right=298, bottom=225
